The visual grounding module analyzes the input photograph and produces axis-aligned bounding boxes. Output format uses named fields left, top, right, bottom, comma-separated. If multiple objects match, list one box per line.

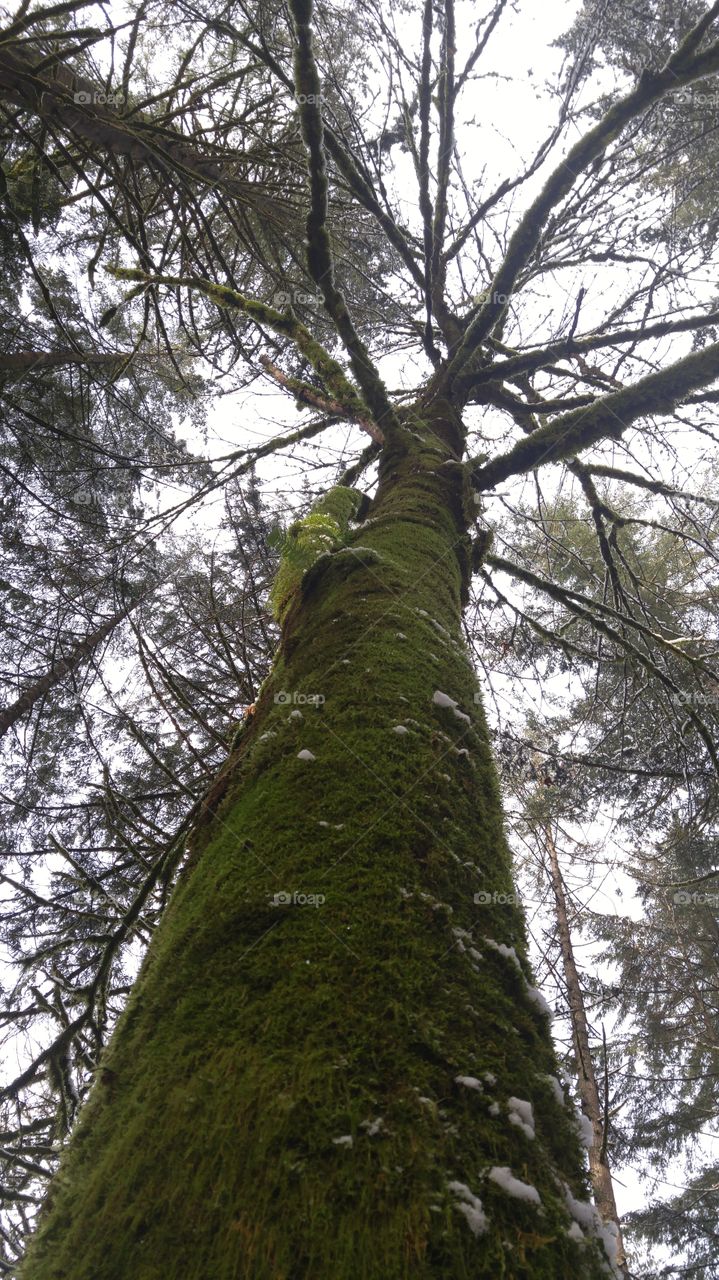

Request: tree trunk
left=0, top=351, right=134, bottom=376
left=21, top=411, right=615, bottom=1278
left=0, top=601, right=139, bottom=742
left=543, top=823, right=630, bottom=1278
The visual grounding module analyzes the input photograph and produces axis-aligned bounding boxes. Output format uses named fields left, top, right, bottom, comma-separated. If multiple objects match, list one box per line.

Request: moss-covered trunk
left=22, top=408, right=617, bottom=1279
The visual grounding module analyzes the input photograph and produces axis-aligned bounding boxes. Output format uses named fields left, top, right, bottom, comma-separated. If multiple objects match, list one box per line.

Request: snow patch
left=483, top=1071, right=497, bottom=1087
left=288, top=709, right=303, bottom=721
left=448, top=1181, right=488, bottom=1236
left=483, top=938, right=521, bottom=969
left=567, top=1221, right=585, bottom=1243
left=332, top=1135, right=353, bottom=1147
left=598, top=1220, right=621, bottom=1269
left=360, top=1117, right=384, bottom=1136
left=392, top=725, right=409, bottom=735
left=546, top=1074, right=566, bottom=1106
left=562, top=1186, right=623, bottom=1276
left=432, top=689, right=456, bottom=710
left=432, top=689, right=471, bottom=723
left=563, top=1186, right=597, bottom=1230
left=455, top=1075, right=483, bottom=1092
left=297, top=749, right=316, bottom=761
left=526, top=986, right=553, bottom=1019
left=575, top=1110, right=594, bottom=1149
left=488, top=1166, right=541, bottom=1205
left=507, top=1097, right=535, bottom=1140
left=429, top=617, right=452, bottom=641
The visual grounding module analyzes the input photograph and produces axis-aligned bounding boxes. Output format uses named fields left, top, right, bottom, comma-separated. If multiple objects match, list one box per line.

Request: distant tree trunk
left=0, top=351, right=133, bottom=376
left=21, top=409, right=614, bottom=1278
left=543, top=822, right=630, bottom=1278
left=0, top=601, right=139, bottom=742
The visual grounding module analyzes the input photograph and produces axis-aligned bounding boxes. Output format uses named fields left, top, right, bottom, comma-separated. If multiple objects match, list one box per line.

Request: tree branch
left=471, top=340, right=719, bottom=490
left=442, top=5, right=719, bottom=389
left=288, top=0, right=400, bottom=439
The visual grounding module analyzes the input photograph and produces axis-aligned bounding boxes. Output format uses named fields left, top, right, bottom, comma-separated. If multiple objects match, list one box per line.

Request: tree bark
left=543, top=823, right=630, bottom=1278
left=0, top=600, right=139, bottom=742
left=0, top=351, right=132, bottom=376
left=20, top=411, right=614, bottom=1278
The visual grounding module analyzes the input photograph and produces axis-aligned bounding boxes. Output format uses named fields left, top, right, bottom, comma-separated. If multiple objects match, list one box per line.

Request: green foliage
left=558, top=0, right=719, bottom=251
left=269, top=486, right=364, bottom=622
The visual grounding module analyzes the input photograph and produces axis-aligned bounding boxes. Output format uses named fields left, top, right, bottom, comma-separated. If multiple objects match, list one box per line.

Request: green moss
left=270, top=487, right=364, bottom=624
left=22, top=417, right=612, bottom=1280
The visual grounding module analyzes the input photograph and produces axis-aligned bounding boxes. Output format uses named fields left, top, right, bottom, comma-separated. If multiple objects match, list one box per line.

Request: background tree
left=480, top=494, right=719, bottom=1277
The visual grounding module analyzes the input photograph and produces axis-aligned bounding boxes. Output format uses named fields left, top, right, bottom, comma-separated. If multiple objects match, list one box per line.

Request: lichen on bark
left=21, top=412, right=614, bottom=1280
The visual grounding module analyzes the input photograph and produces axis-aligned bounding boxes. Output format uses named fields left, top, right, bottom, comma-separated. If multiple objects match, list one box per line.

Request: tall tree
left=5, top=0, right=719, bottom=1275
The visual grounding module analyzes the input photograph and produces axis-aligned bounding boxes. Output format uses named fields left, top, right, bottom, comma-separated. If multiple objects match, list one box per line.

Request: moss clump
left=269, top=486, right=363, bottom=624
